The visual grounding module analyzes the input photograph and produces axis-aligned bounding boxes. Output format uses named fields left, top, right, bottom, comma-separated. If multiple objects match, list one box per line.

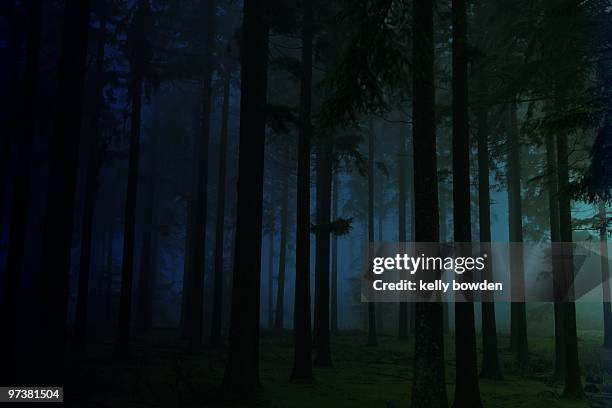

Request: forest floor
left=64, top=329, right=611, bottom=407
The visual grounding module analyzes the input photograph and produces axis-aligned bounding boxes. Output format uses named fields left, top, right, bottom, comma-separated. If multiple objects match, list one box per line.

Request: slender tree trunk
left=331, top=171, right=339, bottom=333
left=451, top=0, right=482, bottom=405
left=315, top=137, right=333, bottom=366
left=105, top=219, right=114, bottom=330
left=74, top=19, right=107, bottom=350
left=180, top=142, right=196, bottom=336
left=376, top=184, right=384, bottom=334
left=292, top=0, right=313, bottom=380
left=477, top=108, right=502, bottom=379
left=440, top=189, right=450, bottom=335
left=180, top=205, right=192, bottom=335
left=556, top=132, right=584, bottom=398
left=411, top=2, right=447, bottom=406
left=546, top=133, right=565, bottom=380
left=367, top=123, right=378, bottom=347
left=222, top=0, right=269, bottom=392
left=135, top=155, right=156, bottom=332
left=398, top=130, right=408, bottom=339
left=116, top=67, right=142, bottom=356
left=275, top=170, right=289, bottom=330
left=408, top=131, right=416, bottom=337
left=442, top=303, right=449, bottom=334
left=267, top=232, right=274, bottom=329
left=211, top=66, right=231, bottom=346
left=439, top=189, right=447, bottom=241
left=0, top=0, right=43, bottom=384
left=0, top=129, right=9, bottom=234
left=184, top=0, right=216, bottom=350
left=115, top=0, right=149, bottom=358
left=0, top=2, right=24, bottom=237
left=600, top=202, right=612, bottom=349
left=36, top=0, right=91, bottom=383
left=507, top=100, right=529, bottom=368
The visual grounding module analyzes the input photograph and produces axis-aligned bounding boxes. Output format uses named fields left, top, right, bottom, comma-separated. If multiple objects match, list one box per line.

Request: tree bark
left=451, top=0, right=482, bottom=405
left=36, top=0, right=91, bottom=383
left=367, top=122, right=377, bottom=347
left=398, top=129, right=408, bottom=340
left=211, top=66, right=231, bottom=346
left=477, top=108, right=502, bottom=379
left=115, top=0, right=149, bottom=358
left=184, top=0, right=216, bottom=350
left=105, top=217, right=114, bottom=330
left=222, top=0, right=269, bottom=393
left=291, top=0, right=313, bottom=381
left=507, top=100, right=529, bottom=368
left=600, top=202, right=612, bottom=349
left=0, top=0, right=43, bottom=384
left=545, top=133, right=565, bottom=380
left=267, top=231, right=275, bottom=329
left=275, top=169, right=289, bottom=330
left=556, top=132, right=584, bottom=398
left=410, top=1, right=447, bottom=407
left=0, top=1, right=24, bottom=236
left=74, top=19, right=107, bottom=350
left=135, top=151, right=156, bottom=332
left=331, top=171, right=339, bottom=333
left=376, top=182, right=384, bottom=334
left=115, top=65, right=142, bottom=355
left=315, top=136, right=333, bottom=365
left=440, top=190, right=450, bottom=336
left=408, top=134, right=416, bottom=337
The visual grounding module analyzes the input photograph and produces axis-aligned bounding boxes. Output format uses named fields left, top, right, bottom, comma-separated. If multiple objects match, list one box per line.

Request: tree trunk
left=0, top=0, right=43, bottom=384
left=398, top=130, right=408, bottom=340
left=36, top=0, right=91, bottom=383
left=184, top=0, right=216, bottom=350
left=557, top=132, right=584, bottom=398
left=440, top=190, right=450, bottom=336
left=408, top=137, right=416, bottom=337
left=439, top=189, right=448, bottom=242
left=600, top=202, right=612, bottom=349
left=116, top=67, right=142, bottom=356
left=115, top=0, right=149, bottom=359
left=275, top=170, right=289, bottom=330
left=507, top=100, right=529, bottom=368
left=211, top=66, right=231, bottom=346
left=442, top=303, right=449, bottom=334
left=180, top=204, right=192, bottom=335
left=74, top=19, right=107, bottom=350
left=105, top=218, right=114, bottom=330
left=546, top=133, right=565, bottom=380
left=222, top=0, right=269, bottom=393
left=410, top=2, right=447, bottom=406
left=291, top=0, right=313, bottom=381
left=451, top=0, right=483, bottom=404
left=477, top=108, right=502, bottom=379
left=135, top=153, right=156, bottom=332
left=315, top=136, right=333, bottom=366
left=179, top=138, right=196, bottom=336
left=331, top=171, right=339, bottom=333
left=0, top=2, right=24, bottom=236
left=267, top=232, right=274, bottom=329
left=376, top=183, right=384, bottom=334
left=367, top=122, right=378, bottom=347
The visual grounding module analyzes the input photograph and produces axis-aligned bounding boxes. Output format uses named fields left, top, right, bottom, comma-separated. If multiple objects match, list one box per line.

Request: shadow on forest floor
left=63, top=329, right=611, bottom=407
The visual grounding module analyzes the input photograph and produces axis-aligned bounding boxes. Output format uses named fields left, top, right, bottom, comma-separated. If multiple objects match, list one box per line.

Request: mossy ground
left=64, top=328, right=612, bottom=407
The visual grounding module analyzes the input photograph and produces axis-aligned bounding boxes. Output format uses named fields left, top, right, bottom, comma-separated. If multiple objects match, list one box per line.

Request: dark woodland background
left=1, top=0, right=612, bottom=406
